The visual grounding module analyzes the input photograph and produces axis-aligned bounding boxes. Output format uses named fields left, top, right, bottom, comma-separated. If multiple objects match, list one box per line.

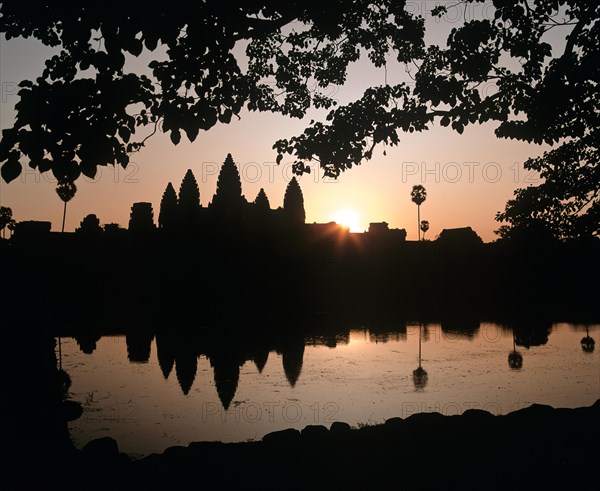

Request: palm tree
left=411, top=185, right=427, bottom=241
left=420, top=220, right=430, bottom=240
left=56, top=180, right=77, bottom=233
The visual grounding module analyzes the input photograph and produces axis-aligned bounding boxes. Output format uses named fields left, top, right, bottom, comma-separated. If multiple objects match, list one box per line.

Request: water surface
left=60, top=322, right=599, bottom=457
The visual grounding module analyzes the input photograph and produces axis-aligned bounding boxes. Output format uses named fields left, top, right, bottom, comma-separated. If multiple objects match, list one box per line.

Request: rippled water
left=61, top=322, right=599, bottom=457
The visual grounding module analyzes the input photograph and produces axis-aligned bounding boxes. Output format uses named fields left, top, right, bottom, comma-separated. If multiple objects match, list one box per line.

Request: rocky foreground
left=17, top=399, right=600, bottom=489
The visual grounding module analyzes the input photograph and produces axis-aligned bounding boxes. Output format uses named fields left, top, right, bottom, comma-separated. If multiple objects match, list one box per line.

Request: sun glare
left=332, top=209, right=361, bottom=232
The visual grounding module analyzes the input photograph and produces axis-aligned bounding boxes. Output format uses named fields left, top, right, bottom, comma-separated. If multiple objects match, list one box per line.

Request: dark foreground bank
left=16, top=399, right=600, bottom=490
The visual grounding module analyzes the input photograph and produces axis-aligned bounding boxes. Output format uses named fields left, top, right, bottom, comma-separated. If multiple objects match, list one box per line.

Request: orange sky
left=1, top=7, right=569, bottom=242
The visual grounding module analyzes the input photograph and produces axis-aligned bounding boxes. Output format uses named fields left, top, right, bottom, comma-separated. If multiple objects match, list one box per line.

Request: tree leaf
left=170, top=129, right=181, bottom=145
left=1, top=158, right=22, bottom=183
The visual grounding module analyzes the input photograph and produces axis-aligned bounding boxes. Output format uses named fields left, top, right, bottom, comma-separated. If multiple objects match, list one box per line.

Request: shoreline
left=20, top=399, right=600, bottom=489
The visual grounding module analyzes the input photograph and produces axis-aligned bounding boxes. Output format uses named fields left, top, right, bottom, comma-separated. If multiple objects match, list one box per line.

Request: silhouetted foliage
left=495, top=217, right=558, bottom=243
left=283, top=177, right=305, bottom=225
left=420, top=220, right=429, bottom=240
left=1, top=2, right=598, bottom=236
left=0, top=206, right=15, bottom=238
left=158, top=182, right=178, bottom=231
left=437, top=227, right=483, bottom=247
left=411, top=185, right=426, bottom=241
left=56, top=180, right=77, bottom=233
left=496, top=133, right=599, bottom=239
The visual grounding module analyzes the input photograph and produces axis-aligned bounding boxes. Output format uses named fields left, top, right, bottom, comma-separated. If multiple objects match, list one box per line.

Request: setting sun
left=332, top=209, right=362, bottom=232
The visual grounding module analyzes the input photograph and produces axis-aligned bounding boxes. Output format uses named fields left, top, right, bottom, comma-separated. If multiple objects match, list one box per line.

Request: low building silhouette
left=12, top=220, right=52, bottom=241
left=437, top=227, right=483, bottom=246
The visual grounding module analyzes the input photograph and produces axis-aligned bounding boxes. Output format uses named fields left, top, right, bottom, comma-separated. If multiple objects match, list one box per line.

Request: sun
left=332, top=209, right=361, bottom=232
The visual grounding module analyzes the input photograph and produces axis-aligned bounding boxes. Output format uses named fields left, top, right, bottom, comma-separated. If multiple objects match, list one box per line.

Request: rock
left=262, top=428, right=301, bottom=446
left=461, top=409, right=495, bottom=421
left=82, top=437, right=119, bottom=457
left=188, top=441, right=226, bottom=454
left=330, top=421, right=352, bottom=435
left=62, top=400, right=83, bottom=421
left=404, top=411, right=446, bottom=427
left=506, top=403, right=555, bottom=420
left=384, top=417, right=403, bottom=428
left=301, top=425, right=329, bottom=440
left=163, top=445, right=188, bottom=460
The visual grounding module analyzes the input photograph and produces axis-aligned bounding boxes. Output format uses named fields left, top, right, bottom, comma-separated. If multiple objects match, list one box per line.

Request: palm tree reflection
left=508, top=329, right=523, bottom=370
left=580, top=326, right=595, bottom=353
left=413, top=322, right=428, bottom=390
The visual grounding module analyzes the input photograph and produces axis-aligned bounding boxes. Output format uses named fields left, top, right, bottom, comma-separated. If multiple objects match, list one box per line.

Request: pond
left=60, top=321, right=599, bottom=458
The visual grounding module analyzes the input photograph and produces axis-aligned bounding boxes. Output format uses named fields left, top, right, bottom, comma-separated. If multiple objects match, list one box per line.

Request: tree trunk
left=418, top=323, right=422, bottom=368
left=417, top=204, right=421, bottom=241
left=61, top=201, right=67, bottom=233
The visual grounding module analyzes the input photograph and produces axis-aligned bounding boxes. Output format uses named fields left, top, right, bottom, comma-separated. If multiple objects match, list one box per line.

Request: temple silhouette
left=3, top=153, right=599, bottom=324
left=9, top=153, right=413, bottom=247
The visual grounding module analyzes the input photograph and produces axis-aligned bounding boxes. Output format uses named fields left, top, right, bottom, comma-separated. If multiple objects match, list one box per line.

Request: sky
left=0, top=3, right=571, bottom=242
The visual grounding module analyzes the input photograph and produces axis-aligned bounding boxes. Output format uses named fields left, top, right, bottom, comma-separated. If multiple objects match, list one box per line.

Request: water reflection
left=511, top=320, right=552, bottom=348
left=412, top=323, right=428, bottom=390
left=440, top=318, right=480, bottom=339
left=279, top=336, right=305, bottom=388
left=581, top=326, right=595, bottom=353
left=60, top=321, right=599, bottom=455
left=71, top=321, right=586, bottom=406
left=508, top=330, right=523, bottom=370
left=74, top=332, right=101, bottom=355
left=156, top=332, right=175, bottom=378
left=126, top=332, right=154, bottom=363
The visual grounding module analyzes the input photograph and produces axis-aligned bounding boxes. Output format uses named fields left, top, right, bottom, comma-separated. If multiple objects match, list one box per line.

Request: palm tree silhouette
left=411, top=185, right=427, bottom=241
left=581, top=326, right=595, bottom=353
left=420, top=220, right=430, bottom=240
left=412, top=322, right=428, bottom=390
left=508, top=329, right=523, bottom=370
left=56, top=180, right=77, bottom=233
